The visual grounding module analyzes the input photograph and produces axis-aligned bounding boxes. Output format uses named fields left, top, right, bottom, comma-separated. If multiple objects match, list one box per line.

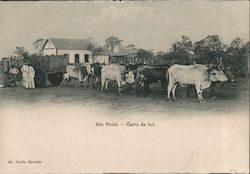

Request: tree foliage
left=168, top=36, right=195, bottom=64
left=194, top=35, right=226, bottom=65
left=13, top=46, right=30, bottom=59
left=33, top=39, right=45, bottom=55
left=104, top=36, right=123, bottom=51
left=136, top=49, right=154, bottom=64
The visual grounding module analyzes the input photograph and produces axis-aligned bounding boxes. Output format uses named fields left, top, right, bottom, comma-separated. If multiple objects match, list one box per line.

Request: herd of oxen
left=63, top=59, right=231, bottom=103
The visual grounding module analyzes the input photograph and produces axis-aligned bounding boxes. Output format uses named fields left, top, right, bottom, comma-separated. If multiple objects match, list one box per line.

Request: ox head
left=208, top=58, right=228, bottom=82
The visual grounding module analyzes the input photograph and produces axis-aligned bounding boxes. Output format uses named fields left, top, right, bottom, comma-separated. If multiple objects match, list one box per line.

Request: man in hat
left=8, top=65, right=19, bottom=87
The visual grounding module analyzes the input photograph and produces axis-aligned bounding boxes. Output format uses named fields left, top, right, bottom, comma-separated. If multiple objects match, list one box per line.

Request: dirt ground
left=0, top=78, right=249, bottom=115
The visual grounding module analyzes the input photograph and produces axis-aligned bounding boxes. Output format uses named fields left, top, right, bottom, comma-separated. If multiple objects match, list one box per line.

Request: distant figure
left=8, top=65, right=19, bottom=87
left=21, top=63, right=29, bottom=88
left=28, top=64, right=35, bottom=88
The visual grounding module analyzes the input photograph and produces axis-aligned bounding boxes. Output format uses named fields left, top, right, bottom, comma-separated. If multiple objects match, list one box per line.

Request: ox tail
left=166, top=69, right=169, bottom=83
left=163, top=69, right=170, bottom=98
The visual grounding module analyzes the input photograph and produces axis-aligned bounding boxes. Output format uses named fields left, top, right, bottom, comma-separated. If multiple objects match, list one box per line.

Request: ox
left=135, top=65, right=168, bottom=97
left=186, top=59, right=234, bottom=99
left=64, top=65, right=87, bottom=87
left=166, top=64, right=228, bottom=102
left=125, top=63, right=145, bottom=90
left=101, top=64, right=135, bottom=94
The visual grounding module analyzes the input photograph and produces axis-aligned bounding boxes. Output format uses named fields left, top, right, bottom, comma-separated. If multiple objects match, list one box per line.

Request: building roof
left=43, top=38, right=92, bottom=50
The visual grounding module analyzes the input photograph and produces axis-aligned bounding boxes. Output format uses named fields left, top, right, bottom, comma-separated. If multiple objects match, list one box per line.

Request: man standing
left=21, top=63, right=29, bottom=88
left=28, top=64, right=35, bottom=88
left=8, top=65, right=19, bottom=87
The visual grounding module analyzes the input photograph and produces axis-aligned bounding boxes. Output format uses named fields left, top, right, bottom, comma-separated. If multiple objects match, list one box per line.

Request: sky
left=0, top=1, right=249, bottom=58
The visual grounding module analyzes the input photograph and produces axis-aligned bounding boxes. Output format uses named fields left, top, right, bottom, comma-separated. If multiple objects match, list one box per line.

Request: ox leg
left=195, top=83, right=203, bottom=103
left=67, top=78, right=71, bottom=87
left=117, top=80, right=122, bottom=94
left=105, top=80, right=109, bottom=91
left=101, top=79, right=105, bottom=91
left=136, top=81, right=139, bottom=97
left=209, top=83, right=216, bottom=99
left=200, top=89, right=205, bottom=103
left=172, top=83, right=178, bottom=102
left=142, top=81, right=146, bottom=97
left=167, top=82, right=174, bottom=101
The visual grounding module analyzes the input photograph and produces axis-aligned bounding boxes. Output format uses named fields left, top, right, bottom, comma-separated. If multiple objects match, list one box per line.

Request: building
left=42, top=38, right=93, bottom=64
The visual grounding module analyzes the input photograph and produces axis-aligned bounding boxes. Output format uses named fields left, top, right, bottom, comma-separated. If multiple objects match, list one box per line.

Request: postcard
left=0, top=1, right=249, bottom=173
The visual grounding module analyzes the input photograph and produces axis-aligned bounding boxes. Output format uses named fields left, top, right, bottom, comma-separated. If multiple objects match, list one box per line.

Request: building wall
left=42, top=40, right=57, bottom=56
left=42, top=40, right=93, bottom=64
left=57, top=50, right=92, bottom=64
left=42, top=48, right=57, bottom=56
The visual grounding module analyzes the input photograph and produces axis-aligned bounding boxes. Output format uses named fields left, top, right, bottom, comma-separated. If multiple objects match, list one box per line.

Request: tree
left=33, top=39, right=45, bottom=55
left=13, top=47, right=30, bottom=59
left=136, top=49, right=154, bottom=64
left=225, top=39, right=248, bottom=78
left=172, top=36, right=193, bottom=54
left=169, top=36, right=194, bottom=64
left=194, top=35, right=226, bottom=65
left=86, top=38, right=105, bottom=61
left=230, top=37, right=244, bottom=49
left=104, top=36, right=123, bottom=52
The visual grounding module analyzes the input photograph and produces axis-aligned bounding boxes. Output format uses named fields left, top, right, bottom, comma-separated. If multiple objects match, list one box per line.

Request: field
left=0, top=78, right=249, bottom=115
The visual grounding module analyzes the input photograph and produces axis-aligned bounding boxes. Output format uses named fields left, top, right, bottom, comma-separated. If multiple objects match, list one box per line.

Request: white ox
left=64, top=65, right=87, bottom=87
left=101, top=64, right=135, bottom=94
left=166, top=64, right=228, bottom=102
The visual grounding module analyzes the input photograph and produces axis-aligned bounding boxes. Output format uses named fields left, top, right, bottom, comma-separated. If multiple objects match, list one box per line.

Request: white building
left=42, top=38, right=93, bottom=64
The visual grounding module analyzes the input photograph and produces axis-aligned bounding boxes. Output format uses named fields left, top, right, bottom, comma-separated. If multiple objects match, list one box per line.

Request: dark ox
left=166, top=64, right=228, bottom=103
left=86, top=63, right=102, bottom=89
left=135, top=65, right=168, bottom=97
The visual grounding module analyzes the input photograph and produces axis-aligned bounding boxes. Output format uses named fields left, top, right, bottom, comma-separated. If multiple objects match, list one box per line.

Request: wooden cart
left=27, top=55, right=69, bottom=88
left=1, top=55, right=69, bottom=88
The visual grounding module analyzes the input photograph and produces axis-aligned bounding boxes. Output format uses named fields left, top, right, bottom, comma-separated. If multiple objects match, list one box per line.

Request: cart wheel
left=35, top=67, right=46, bottom=88
left=47, top=73, right=63, bottom=86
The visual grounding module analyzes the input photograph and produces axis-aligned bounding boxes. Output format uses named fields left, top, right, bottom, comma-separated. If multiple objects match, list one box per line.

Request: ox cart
left=1, top=55, right=68, bottom=88
left=27, top=55, right=69, bottom=87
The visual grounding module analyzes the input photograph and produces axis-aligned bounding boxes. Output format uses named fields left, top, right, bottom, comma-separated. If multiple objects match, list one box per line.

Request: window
left=75, top=54, right=79, bottom=63
left=84, top=54, right=89, bottom=63
left=64, top=54, right=69, bottom=58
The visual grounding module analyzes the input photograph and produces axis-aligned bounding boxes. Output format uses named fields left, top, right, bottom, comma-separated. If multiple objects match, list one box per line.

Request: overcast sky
left=0, top=1, right=249, bottom=57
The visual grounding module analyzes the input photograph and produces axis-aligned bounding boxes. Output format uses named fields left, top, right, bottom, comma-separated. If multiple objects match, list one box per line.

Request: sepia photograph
left=0, top=1, right=249, bottom=173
